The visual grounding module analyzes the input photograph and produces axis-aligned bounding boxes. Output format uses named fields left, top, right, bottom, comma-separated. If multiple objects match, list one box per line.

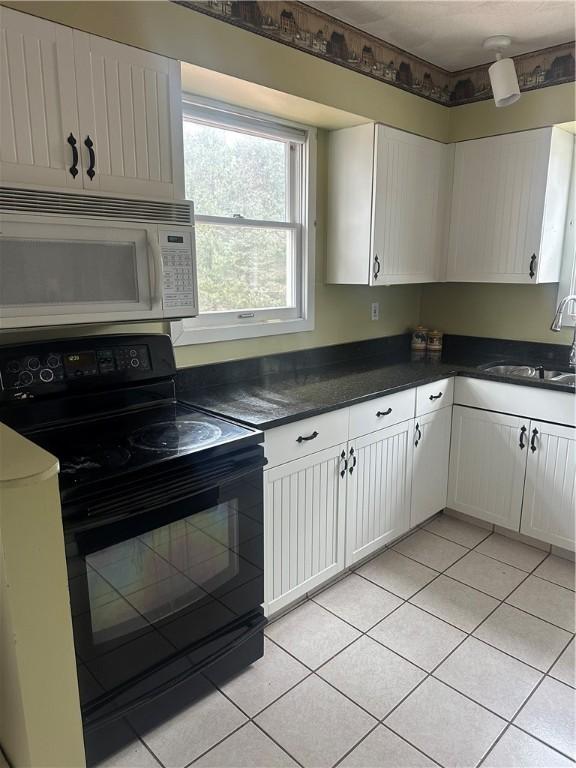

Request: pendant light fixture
left=483, top=35, right=521, bottom=107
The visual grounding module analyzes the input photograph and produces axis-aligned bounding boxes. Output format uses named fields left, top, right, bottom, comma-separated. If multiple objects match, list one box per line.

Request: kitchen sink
left=480, top=364, right=575, bottom=387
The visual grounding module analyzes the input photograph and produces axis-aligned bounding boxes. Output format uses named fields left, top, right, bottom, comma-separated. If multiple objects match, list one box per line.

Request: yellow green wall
left=1, top=1, right=574, bottom=361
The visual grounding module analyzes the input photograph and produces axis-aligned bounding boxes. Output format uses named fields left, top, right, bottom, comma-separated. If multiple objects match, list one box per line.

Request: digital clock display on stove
left=63, top=351, right=98, bottom=377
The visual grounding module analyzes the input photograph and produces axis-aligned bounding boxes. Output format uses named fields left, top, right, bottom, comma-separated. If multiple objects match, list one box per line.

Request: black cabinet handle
left=415, top=422, right=422, bottom=447
left=84, top=135, right=96, bottom=180
left=67, top=133, right=79, bottom=178
left=519, top=425, right=527, bottom=449
left=348, top=446, right=357, bottom=474
left=529, top=254, right=536, bottom=279
left=530, top=428, right=539, bottom=453
left=373, top=254, right=381, bottom=281
left=296, top=430, right=318, bottom=443
left=340, top=449, right=348, bottom=478
left=376, top=407, right=392, bottom=417
left=429, top=392, right=443, bottom=401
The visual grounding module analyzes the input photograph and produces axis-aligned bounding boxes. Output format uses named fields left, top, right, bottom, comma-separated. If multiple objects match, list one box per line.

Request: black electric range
left=0, top=334, right=267, bottom=732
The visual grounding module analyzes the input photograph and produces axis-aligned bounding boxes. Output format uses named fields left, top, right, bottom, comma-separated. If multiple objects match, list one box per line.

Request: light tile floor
left=86, top=515, right=575, bottom=768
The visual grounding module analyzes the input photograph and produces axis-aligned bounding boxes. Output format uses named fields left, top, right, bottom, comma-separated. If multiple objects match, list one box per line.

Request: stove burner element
left=130, top=420, right=223, bottom=452
left=60, top=446, right=132, bottom=475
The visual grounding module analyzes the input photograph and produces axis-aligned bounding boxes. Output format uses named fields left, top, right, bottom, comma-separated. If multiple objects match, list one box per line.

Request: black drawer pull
left=415, top=422, right=422, bottom=447
left=519, top=425, right=527, bottom=450
left=340, top=449, right=348, bottom=478
left=297, top=431, right=318, bottom=443
left=376, top=407, right=392, bottom=417
left=429, top=392, right=443, bottom=401
left=67, top=133, right=79, bottom=178
left=529, top=253, right=536, bottom=279
left=85, top=135, right=96, bottom=180
left=348, top=446, right=357, bottom=474
left=530, top=428, right=539, bottom=453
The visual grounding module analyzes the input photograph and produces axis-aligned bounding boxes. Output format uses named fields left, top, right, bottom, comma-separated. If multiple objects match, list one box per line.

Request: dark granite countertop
left=178, top=355, right=574, bottom=430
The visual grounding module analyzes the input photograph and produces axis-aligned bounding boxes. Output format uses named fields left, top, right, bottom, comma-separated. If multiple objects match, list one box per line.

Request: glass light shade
left=488, top=57, right=521, bottom=107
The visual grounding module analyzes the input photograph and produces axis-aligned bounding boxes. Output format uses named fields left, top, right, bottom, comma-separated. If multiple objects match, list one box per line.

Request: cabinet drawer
left=416, top=378, right=454, bottom=416
left=265, top=409, right=349, bottom=468
left=349, top=388, right=415, bottom=439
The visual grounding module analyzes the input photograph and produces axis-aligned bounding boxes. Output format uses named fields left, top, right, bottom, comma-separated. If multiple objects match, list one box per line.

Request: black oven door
left=64, top=444, right=266, bottom=730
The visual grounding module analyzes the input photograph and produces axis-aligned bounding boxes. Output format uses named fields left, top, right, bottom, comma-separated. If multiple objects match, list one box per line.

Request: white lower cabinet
left=411, top=407, right=452, bottom=528
left=521, top=421, right=576, bottom=549
left=447, top=406, right=528, bottom=531
left=264, top=444, right=347, bottom=615
left=346, top=420, right=414, bottom=566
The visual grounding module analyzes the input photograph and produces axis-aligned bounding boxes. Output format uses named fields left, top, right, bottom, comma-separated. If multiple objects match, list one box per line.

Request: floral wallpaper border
left=175, top=0, right=575, bottom=106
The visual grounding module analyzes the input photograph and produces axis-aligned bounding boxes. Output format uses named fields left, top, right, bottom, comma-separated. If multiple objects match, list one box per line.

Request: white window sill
left=170, top=315, right=314, bottom=345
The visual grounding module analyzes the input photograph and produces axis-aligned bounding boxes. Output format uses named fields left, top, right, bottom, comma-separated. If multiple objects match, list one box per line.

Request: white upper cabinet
left=0, top=8, right=81, bottom=188
left=73, top=31, right=184, bottom=199
left=0, top=8, right=184, bottom=199
left=447, top=127, right=574, bottom=283
left=327, top=123, right=452, bottom=286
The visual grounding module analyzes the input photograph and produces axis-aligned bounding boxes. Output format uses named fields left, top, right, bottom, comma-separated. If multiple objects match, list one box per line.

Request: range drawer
left=348, top=388, right=415, bottom=439
left=416, top=377, right=454, bottom=416
left=264, top=408, right=349, bottom=468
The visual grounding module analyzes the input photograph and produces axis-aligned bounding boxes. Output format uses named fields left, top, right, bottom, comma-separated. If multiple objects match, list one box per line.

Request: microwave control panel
left=0, top=345, right=151, bottom=391
left=159, top=228, right=197, bottom=313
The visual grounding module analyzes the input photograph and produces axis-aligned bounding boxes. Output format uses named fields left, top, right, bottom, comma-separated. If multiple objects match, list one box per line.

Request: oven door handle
left=66, top=455, right=266, bottom=537
left=82, top=608, right=267, bottom=731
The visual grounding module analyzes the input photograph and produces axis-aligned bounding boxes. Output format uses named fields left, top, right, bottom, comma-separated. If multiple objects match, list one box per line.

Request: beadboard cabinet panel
left=0, top=7, right=82, bottom=188
left=521, top=422, right=576, bottom=550
left=264, top=444, right=347, bottom=615
left=345, top=420, right=413, bottom=566
left=447, top=128, right=573, bottom=283
left=411, top=407, right=452, bottom=528
left=73, top=31, right=184, bottom=199
left=372, top=126, right=452, bottom=284
left=447, top=406, right=528, bottom=531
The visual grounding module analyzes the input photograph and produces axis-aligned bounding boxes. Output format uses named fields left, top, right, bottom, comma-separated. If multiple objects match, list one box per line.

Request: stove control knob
left=7, top=360, right=21, bottom=373
left=19, top=370, right=34, bottom=386
left=47, top=355, right=60, bottom=369
left=129, top=348, right=138, bottom=357
left=40, top=368, right=54, bottom=383
left=27, top=357, right=41, bottom=371
left=130, top=358, right=140, bottom=368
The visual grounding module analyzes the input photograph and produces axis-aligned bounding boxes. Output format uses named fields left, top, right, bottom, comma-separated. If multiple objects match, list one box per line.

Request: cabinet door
left=0, top=8, right=82, bottom=188
left=346, top=420, right=413, bottom=566
left=447, top=406, right=528, bottom=530
left=411, top=407, right=452, bottom=528
left=264, top=444, right=347, bottom=616
left=447, top=129, right=551, bottom=283
left=521, top=422, right=575, bottom=550
left=73, top=31, right=184, bottom=199
left=371, top=125, right=450, bottom=285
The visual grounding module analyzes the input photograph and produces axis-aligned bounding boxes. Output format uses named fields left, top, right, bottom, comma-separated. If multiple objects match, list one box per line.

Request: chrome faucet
left=551, top=294, right=576, bottom=367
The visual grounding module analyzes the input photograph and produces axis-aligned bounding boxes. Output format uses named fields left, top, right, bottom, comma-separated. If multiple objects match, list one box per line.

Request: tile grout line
left=266, top=522, right=570, bottom=768
left=326, top=524, right=571, bottom=767
left=123, top=520, right=573, bottom=768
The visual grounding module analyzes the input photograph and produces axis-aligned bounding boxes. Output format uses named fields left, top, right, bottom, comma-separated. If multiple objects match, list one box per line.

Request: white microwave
left=0, top=190, right=197, bottom=329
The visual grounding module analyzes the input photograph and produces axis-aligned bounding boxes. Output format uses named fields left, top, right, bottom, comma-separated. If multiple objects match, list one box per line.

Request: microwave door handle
left=148, top=233, right=163, bottom=309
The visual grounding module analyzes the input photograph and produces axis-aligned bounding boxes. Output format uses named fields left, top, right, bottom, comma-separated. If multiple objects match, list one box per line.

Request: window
left=171, top=98, right=315, bottom=345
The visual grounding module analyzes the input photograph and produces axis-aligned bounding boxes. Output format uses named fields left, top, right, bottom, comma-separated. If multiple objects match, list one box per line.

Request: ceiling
left=304, top=1, right=575, bottom=71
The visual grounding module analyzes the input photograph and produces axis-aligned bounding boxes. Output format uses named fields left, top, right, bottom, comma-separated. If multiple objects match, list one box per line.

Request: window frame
left=171, top=96, right=316, bottom=345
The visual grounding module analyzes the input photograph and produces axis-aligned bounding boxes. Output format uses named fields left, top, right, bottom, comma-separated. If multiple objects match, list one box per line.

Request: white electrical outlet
left=371, top=302, right=379, bottom=321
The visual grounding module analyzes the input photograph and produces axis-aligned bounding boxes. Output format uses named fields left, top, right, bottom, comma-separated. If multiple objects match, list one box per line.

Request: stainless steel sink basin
left=480, top=364, right=574, bottom=387
left=551, top=373, right=575, bottom=386
left=481, top=365, right=536, bottom=377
